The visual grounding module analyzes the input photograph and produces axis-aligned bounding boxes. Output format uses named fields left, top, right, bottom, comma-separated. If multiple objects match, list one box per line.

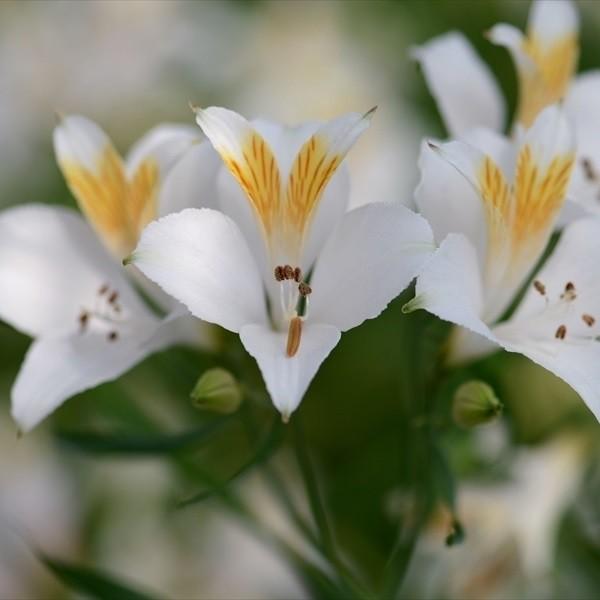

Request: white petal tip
left=402, top=295, right=425, bottom=314
left=281, top=412, right=291, bottom=424
left=122, top=254, right=135, bottom=266
left=427, top=140, right=440, bottom=152
left=189, top=101, right=201, bottom=114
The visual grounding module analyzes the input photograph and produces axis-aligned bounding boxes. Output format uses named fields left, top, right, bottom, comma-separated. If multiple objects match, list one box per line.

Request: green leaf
left=177, top=417, right=283, bottom=507
left=55, top=417, right=231, bottom=456
left=41, top=555, right=160, bottom=600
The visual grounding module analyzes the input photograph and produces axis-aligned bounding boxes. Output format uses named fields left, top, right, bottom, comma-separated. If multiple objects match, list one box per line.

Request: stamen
left=555, top=324, right=567, bottom=340
left=533, top=280, right=546, bottom=295
left=298, top=282, right=312, bottom=297
left=561, top=281, right=576, bottom=301
left=581, top=157, right=598, bottom=182
left=78, top=310, right=89, bottom=332
left=98, top=283, right=109, bottom=296
left=274, top=266, right=285, bottom=282
left=107, top=331, right=119, bottom=342
left=108, top=290, right=119, bottom=304
left=582, top=314, right=596, bottom=327
left=286, top=316, right=303, bottom=357
left=283, top=265, right=294, bottom=280
left=294, top=267, right=302, bottom=283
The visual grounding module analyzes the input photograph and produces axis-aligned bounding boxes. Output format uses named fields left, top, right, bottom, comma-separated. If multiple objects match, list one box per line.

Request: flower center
left=532, top=279, right=598, bottom=343
left=77, top=283, right=127, bottom=342
left=274, top=264, right=312, bottom=357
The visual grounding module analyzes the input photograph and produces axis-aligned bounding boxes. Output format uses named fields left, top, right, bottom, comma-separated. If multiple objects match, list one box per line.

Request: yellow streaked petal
left=512, top=143, right=574, bottom=248
left=60, top=145, right=134, bottom=258
left=128, top=157, right=160, bottom=237
left=222, top=131, right=282, bottom=239
left=517, top=34, right=579, bottom=127
left=476, top=156, right=512, bottom=275
left=285, top=133, right=342, bottom=250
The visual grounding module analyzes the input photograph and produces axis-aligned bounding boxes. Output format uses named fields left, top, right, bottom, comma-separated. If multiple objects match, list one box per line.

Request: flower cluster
left=2, top=0, right=600, bottom=434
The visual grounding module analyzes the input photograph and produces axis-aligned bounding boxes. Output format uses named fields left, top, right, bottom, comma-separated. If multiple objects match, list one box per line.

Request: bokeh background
left=2, top=1, right=600, bottom=598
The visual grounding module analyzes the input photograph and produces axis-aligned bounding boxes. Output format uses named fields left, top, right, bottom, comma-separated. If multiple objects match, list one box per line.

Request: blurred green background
left=1, top=1, right=600, bottom=598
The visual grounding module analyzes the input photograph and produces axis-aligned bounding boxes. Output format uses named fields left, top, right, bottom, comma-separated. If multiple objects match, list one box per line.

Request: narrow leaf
left=55, top=417, right=230, bottom=456
left=177, top=417, right=283, bottom=507
left=41, top=555, right=160, bottom=600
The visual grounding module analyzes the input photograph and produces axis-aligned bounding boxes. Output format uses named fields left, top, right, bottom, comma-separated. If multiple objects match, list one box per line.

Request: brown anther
left=286, top=316, right=303, bottom=357
left=533, top=280, right=546, bottom=296
left=561, top=281, right=576, bottom=301
left=108, top=291, right=119, bottom=304
left=283, top=265, right=294, bottom=280
left=274, top=266, right=285, bottom=282
left=98, top=284, right=109, bottom=295
left=298, top=282, right=312, bottom=297
left=294, top=267, right=302, bottom=283
left=581, top=157, right=597, bottom=182
left=78, top=311, right=89, bottom=331
left=555, top=324, right=567, bottom=340
left=582, top=313, right=596, bottom=327
left=107, top=331, right=119, bottom=342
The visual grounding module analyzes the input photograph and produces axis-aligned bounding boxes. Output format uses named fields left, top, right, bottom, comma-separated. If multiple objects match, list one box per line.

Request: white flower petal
left=159, top=140, right=222, bottom=216
left=125, top=123, right=200, bottom=179
left=412, top=32, right=505, bottom=136
left=415, top=140, right=487, bottom=260
left=0, top=204, right=148, bottom=338
left=130, top=208, right=267, bottom=333
left=528, top=0, right=579, bottom=47
left=487, top=24, right=532, bottom=72
left=309, top=202, right=434, bottom=332
left=564, top=72, right=600, bottom=215
left=53, top=114, right=111, bottom=173
left=301, top=165, right=350, bottom=272
left=521, top=104, right=574, bottom=170
left=239, top=322, right=340, bottom=420
left=414, top=233, right=498, bottom=362
left=11, top=315, right=175, bottom=433
left=493, top=218, right=600, bottom=420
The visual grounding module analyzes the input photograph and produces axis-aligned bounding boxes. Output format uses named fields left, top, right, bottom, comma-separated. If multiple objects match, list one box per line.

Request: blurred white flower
left=130, top=106, right=434, bottom=419
left=412, top=104, right=600, bottom=421
left=407, top=434, right=585, bottom=599
left=0, top=116, right=217, bottom=431
left=413, top=0, right=600, bottom=217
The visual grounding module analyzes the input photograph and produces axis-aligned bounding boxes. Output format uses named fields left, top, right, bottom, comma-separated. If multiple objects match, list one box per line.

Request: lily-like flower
left=0, top=116, right=218, bottom=432
left=413, top=1, right=600, bottom=216
left=412, top=105, right=600, bottom=421
left=129, top=107, right=435, bottom=420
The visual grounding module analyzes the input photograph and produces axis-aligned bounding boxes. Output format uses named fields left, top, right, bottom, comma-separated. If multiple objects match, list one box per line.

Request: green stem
left=291, top=417, right=370, bottom=599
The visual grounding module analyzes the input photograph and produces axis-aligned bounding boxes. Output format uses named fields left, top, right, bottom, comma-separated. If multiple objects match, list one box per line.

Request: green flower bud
left=190, top=368, right=242, bottom=414
left=452, top=380, right=502, bottom=428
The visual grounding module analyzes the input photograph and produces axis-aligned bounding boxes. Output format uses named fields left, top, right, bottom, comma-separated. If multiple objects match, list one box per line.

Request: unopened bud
left=190, top=368, right=242, bottom=414
left=452, top=380, right=502, bottom=428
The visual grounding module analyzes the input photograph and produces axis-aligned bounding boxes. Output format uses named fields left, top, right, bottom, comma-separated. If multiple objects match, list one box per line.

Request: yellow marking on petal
left=285, top=134, right=342, bottom=251
left=477, top=146, right=574, bottom=268
left=60, top=146, right=160, bottom=258
left=221, top=132, right=281, bottom=239
left=512, top=144, right=574, bottom=248
left=518, top=34, right=578, bottom=127
left=128, top=158, right=159, bottom=235
left=477, top=156, right=512, bottom=262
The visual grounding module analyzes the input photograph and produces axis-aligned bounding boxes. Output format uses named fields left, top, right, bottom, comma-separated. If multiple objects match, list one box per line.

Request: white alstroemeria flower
left=0, top=116, right=219, bottom=432
left=413, top=106, right=600, bottom=421
left=413, top=1, right=600, bottom=217
left=129, top=107, right=435, bottom=420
